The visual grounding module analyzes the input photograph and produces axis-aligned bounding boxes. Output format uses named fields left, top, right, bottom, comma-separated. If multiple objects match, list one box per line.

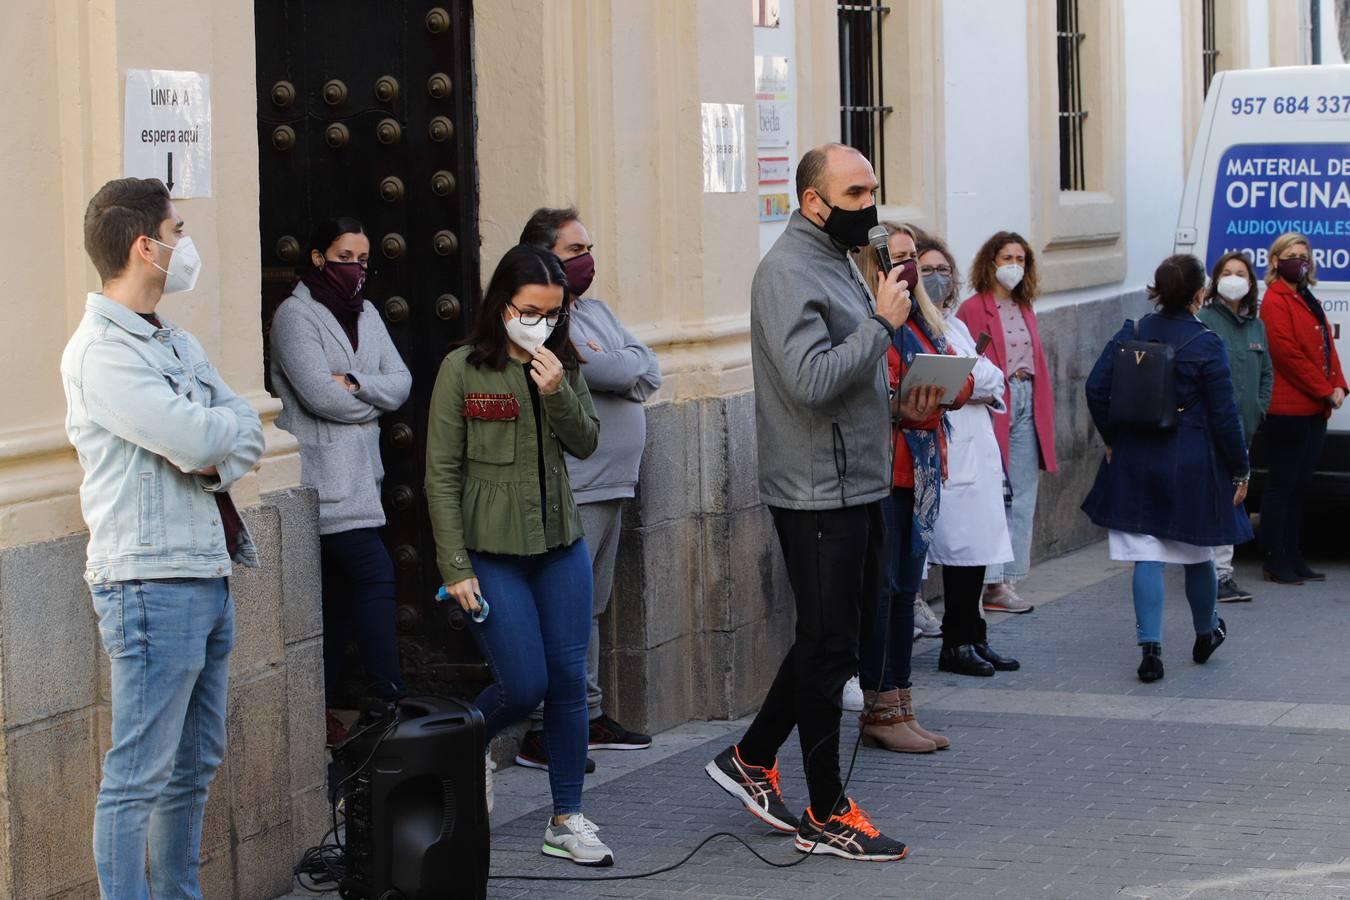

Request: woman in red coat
left=1258, top=232, right=1347, bottom=584
left=957, top=232, right=1057, bottom=614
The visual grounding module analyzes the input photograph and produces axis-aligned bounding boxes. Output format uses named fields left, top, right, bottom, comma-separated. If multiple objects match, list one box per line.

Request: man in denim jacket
left=61, top=178, right=263, bottom=898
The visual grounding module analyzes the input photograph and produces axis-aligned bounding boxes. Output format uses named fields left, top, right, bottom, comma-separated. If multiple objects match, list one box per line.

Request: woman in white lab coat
left=918, top=233, right=1021, bottom=677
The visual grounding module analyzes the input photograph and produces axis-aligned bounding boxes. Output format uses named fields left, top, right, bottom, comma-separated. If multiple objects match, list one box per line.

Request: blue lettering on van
left=1207, top=143, right=1350, bottom=282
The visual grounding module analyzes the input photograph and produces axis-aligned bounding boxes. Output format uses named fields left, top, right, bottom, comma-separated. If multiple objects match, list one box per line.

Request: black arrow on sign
left=166, top=152, right=175, bottom=191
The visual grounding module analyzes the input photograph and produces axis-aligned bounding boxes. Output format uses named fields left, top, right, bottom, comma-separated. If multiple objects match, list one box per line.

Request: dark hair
left=1148, top=254, right=1207, bottom=314
left=914, top=233, right=963, bottom=306
left=1203, top=251, right=1259, bottom=317
left=305, top=216, right=366, bottom=270
left=795, top=142, right=849, bottom=204
left=463, top=244, right=581, bottom=371
left=83, top=178, right=172, bottom=282
left=970, top=231, right=1039, bottom=306
left=519, top=207, right=580, bottom=252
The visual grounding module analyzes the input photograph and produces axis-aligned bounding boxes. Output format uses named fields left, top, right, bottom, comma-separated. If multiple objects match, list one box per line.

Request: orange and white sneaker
left=794, top=799, right=908, bottom=861
left=704, top=745, right=800, bottom=833
left=982, top=582, right=1034, bottom=614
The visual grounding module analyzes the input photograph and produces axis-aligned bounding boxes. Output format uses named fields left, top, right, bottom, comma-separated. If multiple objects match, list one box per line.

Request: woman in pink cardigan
left=957, top=231, right=1057, bottom=613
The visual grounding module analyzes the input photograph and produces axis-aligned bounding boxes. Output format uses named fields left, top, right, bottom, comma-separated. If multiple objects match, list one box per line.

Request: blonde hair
left=854, top=221, right=946, bottom=337
left=1265, top=232, right=1318, bottom=286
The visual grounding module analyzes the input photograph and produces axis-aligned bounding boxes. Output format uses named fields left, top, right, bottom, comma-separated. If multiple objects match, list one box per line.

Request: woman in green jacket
left=425, top=244, right=610, bottom=865
left=1198, top=250, right=1272, bottom=603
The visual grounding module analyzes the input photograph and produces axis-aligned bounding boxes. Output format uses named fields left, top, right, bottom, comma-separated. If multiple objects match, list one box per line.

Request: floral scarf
left=895, top=316, right=951, bottom=556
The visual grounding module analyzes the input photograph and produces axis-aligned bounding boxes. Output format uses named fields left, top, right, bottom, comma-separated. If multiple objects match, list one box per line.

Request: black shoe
left=1193, top=617, right=1227, bottom=664
left=514, top=730, right=597, bottom=773
left=972, top=642, right=1021, bottom=671
left=1137, top=642, right=1164, bottom=683
left=1293, top=562, right=1327, bottom=582
left=1263, top=566, right=1304, bottom=585
left=704, top=745, right=800, bottom=833
left=793, top=799, right=908, bottom=861
left=1216, top=577, right=1253, bottom=602
left=588, top=713, right=652, bottom=750
left=938, top=644, right=995, bottom=677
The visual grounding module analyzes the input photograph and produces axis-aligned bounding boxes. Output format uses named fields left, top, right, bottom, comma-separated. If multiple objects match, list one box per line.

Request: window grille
left=1202, top=0, right=1220, bottom=97
left=837, top=3, right=893, bottom=202
left=1056, top=0, right=1087, bottom=191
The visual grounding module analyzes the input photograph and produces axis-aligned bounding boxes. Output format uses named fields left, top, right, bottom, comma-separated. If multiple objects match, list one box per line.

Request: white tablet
left=898, top=353, right=977, bottom=404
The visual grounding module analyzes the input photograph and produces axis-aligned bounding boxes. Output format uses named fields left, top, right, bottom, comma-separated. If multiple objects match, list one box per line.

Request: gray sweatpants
left=528, top=499, right=624, bottom=728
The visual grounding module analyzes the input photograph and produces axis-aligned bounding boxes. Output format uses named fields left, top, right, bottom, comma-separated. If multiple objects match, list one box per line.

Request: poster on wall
left=760, top=193, right=791, bottom=222
left=701, top=102, right=746, bottom=193
left=759, top=156, right=790, bottom=185
left=123, top=69, right=213, bottom=199
left=755, top=56, right=791, bottom=149
left=752, top=0, right=781, bottom=27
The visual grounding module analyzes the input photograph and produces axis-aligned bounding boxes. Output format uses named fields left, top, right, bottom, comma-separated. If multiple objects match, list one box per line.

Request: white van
left=1175, top=64, right=1350, bottom=499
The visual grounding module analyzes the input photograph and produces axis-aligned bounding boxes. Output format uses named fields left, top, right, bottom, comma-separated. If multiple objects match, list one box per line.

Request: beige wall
left=0, top=0, right=297, bottom=551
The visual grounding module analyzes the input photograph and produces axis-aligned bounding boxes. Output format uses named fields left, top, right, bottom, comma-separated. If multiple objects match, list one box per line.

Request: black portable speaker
left=336, top=696, right=489, bottom=900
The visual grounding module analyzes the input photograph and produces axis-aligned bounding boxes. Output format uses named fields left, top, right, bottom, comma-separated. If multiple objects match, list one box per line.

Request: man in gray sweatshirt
left=704, top=144, right=934, bottom=861
left=518, top=207, right=663, bottom=769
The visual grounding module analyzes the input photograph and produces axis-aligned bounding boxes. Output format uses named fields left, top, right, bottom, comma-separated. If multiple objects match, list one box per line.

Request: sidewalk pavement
left=281, top=543, right=1350, bottom=899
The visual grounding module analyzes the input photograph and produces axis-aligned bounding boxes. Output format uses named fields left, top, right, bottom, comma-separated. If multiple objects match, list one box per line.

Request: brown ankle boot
left=859, top=689, right=936, bottom=753
left=897, top=687, right=950, bottom=750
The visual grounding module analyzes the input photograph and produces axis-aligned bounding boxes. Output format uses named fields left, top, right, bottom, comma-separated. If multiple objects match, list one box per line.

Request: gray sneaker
left=542, top=813, right=614, bottom=866
left=914, top=596, right=942, bottom=637
left=982, top=583, right=1034, bottom=614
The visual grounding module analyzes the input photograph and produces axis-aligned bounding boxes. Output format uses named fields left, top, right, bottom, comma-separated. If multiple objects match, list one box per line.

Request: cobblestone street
left=282, top=544, right=1350, bottom=899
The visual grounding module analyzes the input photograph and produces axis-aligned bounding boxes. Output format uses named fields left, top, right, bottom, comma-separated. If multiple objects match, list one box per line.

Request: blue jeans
left=90, top=577, right=234, bottom=900
left=1131, top=561, right=1219, bottom=645
left=858, top=488, right=927, bottom=691
left=469, top=540, right=592, bottom=816
left=987, top=377, right=1040, bottom=584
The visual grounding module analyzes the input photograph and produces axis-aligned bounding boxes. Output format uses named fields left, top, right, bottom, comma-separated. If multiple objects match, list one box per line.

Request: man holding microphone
left=705, top=144, right=938, bottom=861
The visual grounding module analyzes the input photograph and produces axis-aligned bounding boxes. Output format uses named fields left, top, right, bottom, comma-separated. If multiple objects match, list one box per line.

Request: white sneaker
left=542, top=813, right=614, bottom=866
left=842, top=675, right=864, bottom=711
left=484, top=752, right=496, bottom=815
left=914, top=596, right=942, bottom=637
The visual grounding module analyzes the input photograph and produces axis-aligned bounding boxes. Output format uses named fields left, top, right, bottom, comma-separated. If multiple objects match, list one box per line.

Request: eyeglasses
left=920, top=264, right=953, bottom=276
left=509, top=302, right=568, bottom=326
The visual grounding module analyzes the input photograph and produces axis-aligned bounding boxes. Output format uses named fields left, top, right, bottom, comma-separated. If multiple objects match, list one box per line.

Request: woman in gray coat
left=270, top=217, right=410, bottom=737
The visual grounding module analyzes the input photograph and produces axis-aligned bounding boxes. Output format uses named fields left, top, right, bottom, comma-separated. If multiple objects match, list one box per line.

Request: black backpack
left=1107, top=319, right=1205, bottom=431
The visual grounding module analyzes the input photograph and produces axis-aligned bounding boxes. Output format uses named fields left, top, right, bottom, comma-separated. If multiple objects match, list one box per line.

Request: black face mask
left=817, top=201, right=879, bottom=249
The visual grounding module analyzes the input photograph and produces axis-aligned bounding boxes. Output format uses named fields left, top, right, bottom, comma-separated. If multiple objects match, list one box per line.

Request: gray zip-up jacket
left=752, top=211, right=894, bottom=509
left=270, top=283, right=412, bottom=534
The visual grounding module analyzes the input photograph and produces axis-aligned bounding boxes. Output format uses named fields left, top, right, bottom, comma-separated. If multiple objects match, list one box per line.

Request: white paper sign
left=123, top=70, right=213, bottom=199
left=701, top=103, right=746, bottom=193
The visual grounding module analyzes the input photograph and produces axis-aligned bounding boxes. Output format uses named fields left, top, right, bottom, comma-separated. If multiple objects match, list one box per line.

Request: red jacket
left=1260, top=279, right=1347, bottom=418
left=890, top=323, right=974, bottom=488
left=956, top=292, right=1058, bottom=472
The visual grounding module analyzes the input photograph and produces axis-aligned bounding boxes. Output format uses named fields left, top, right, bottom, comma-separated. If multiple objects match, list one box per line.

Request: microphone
left=867, top=225, right=893, bottom=277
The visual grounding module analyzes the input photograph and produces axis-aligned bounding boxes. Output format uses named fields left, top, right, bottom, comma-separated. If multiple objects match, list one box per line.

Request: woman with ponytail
left=1081, top=254, right=1251, bottom=683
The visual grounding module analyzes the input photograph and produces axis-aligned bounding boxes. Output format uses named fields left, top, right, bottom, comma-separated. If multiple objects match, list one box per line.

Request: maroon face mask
left=562, top=252, right=595, bottom=298
left=304, top=260, right=367, bottom=311
left=1276, top=256, right=1310, bottom=285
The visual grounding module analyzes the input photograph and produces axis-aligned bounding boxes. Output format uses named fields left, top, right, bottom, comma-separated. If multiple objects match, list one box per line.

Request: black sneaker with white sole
left=588, top=713, right=652, bottom=750
left=794, top=799, right=908, bottom=861
left=704, top=745, right=800, bottom=833
left=1217, top=577, right=1253, bottom=602
left=514, top=730, right=597, bottom=773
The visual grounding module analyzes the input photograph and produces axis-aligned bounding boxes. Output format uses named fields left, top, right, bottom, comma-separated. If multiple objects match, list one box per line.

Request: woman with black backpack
left=1081, top=255, right=1252, bottom=683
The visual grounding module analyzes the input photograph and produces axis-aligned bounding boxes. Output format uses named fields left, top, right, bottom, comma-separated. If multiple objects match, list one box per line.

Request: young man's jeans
left=858, top=488, right=925, bottom=691
left=468, top=540, right=592, bottom=816
left=90, top=577, right=234, bottom=900
left=528, top=499, right=624, bottom=730
left=738, top=503, right=884, bottom=818
left=1131, top=560, right=1219, bottom=645
left=986, top=377, right=1040, bottom=584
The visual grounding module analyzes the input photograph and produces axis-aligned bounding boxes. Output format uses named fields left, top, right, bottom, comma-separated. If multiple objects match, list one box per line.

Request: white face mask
left=1216, top=274, right=1250, bottom=303
left=995, top=264, right=1024, bottom=292
left=503, top=314, right=554, bottom=354
left=150, top=236, right=202, bottom=294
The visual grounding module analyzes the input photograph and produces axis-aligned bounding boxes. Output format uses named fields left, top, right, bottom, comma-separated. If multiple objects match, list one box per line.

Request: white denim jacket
left=61, top=293, right=264, bottom=583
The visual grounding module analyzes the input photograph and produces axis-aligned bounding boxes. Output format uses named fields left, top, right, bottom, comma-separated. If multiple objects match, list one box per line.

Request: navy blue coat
left=1081, top=312, right=1254, bottom=546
